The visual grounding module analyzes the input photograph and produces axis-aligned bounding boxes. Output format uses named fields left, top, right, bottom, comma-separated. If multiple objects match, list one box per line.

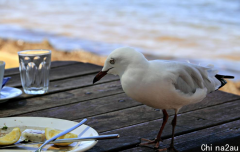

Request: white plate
left=0, top=86, right=22, bottom=103
left=0, top=117, right=98, bottom=152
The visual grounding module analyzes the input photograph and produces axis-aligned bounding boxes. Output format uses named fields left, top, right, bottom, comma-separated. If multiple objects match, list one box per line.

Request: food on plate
left=21, top=129, right=45, bottom=142
left=45, top=127, right=78, bottom=146
left=0, top=126, right=79, bottom=147
left=1, top=125, right=8, bottom=131
left=0, top=127, right=21, bottom=145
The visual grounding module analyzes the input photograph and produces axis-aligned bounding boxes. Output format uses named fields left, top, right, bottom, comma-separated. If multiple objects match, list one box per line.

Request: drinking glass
left=18, top=50, right=51, bottom=94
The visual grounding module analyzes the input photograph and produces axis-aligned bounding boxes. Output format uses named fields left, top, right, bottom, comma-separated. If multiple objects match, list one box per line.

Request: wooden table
left=1, top=61, right=240, bottom=152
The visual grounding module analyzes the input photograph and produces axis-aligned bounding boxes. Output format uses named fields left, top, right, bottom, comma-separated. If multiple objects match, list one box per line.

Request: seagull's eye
left=110, top=59, right=115, bottom=64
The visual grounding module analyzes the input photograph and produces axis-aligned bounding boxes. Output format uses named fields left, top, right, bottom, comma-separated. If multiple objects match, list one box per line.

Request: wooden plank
left=19, top=74, right=119, bottom=99
left=4, top=61, right=79, bottom=76
left=17, top=91, right=240, bottom=131
left=179, top=90, right=240, bottom=112
left=0, top=81, right=123, bottom=117
left=184, top=100, right=240, bottom=123
left=20, top=93, right=141, bottom=120
left=121, top=120, right=240, bottom=152
left=86, top=99, right=240, bottom=152
left=5, top=62, right=102, bottom=87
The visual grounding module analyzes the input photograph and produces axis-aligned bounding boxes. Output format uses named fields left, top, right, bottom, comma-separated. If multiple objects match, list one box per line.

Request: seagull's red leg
left=139, top=109, right=168, bottom=149
left=156, top=109, right=168, bottom=142
left=166, top=112, right=179, bottom=152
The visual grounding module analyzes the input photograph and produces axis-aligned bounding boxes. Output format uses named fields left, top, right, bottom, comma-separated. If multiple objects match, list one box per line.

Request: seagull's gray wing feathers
left=165, top=61, right=220, bottom=95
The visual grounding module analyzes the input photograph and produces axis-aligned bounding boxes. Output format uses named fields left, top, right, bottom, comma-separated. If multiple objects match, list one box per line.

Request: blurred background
left=0, top=0, right=239, bottom=94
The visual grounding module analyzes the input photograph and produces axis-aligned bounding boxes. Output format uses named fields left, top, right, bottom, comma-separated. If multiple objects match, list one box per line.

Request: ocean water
left=0, top=0, right=239, bottom=79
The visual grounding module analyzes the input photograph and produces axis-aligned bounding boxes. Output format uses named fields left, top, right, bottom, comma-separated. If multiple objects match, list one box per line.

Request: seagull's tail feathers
left=215, top=74, right=234, bottom=89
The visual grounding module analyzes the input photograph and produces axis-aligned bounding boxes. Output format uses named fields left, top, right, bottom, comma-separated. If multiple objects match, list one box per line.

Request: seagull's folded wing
left=166, top=61, right=220, bottom=95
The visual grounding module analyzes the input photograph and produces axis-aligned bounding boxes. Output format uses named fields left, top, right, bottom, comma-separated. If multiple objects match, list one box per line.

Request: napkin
left=2, top=77, right=11, bottom=88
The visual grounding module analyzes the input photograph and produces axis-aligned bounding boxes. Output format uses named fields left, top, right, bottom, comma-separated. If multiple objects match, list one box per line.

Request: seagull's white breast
left=120, top=64, right=175, bottom=109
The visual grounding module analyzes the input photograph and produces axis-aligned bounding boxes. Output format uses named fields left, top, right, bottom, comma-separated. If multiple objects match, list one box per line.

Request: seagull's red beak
left=93, top=67, right=113, bottom=84
left=93, top=70, right=108, bottom=84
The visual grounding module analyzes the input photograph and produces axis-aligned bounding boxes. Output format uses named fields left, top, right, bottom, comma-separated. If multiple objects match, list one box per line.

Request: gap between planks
left=7, top=92, right=125, bottom=117
left=18, top=79, right=120, bottom=101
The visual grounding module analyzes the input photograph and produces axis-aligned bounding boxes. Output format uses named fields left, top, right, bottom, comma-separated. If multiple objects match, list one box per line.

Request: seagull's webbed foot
left=156, top=148, right=168, bottom=152
left=139, top=138, right=163, bottom=149
left=154, top=146, right=178, bottom=152
left=166, top=145, right=179, bottom=152
left=139, top=109, right=169, bottom=150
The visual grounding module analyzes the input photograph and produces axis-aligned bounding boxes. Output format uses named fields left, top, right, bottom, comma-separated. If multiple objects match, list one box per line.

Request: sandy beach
left=0, top=38, right=239, bottom=96
left=0, top=38, right=107, bottom=69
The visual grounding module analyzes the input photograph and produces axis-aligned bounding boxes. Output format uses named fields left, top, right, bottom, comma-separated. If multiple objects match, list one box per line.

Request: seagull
left=93, top=47, right=234, bottom=152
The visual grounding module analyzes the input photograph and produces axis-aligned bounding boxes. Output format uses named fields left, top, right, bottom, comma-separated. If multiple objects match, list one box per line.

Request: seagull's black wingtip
left=215, top=74, right=234, bottom=89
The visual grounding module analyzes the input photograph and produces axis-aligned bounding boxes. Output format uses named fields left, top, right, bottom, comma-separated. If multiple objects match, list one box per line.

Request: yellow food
left=0, top=127, right=21, bottom=145
left=45, top=127, right=78, bottom=146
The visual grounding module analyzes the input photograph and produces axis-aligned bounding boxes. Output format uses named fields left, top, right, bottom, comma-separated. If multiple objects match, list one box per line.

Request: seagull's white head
left=93, top=47, right=147, bottom=84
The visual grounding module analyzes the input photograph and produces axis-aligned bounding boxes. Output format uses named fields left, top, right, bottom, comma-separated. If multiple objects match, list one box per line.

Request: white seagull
left=93, top=47, right=234, bottom=152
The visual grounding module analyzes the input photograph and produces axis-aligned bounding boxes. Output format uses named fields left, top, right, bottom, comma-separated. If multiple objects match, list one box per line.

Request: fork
left=0, top=134, right=120, bottom=148
left=34, top=118, right=87, bottom=152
